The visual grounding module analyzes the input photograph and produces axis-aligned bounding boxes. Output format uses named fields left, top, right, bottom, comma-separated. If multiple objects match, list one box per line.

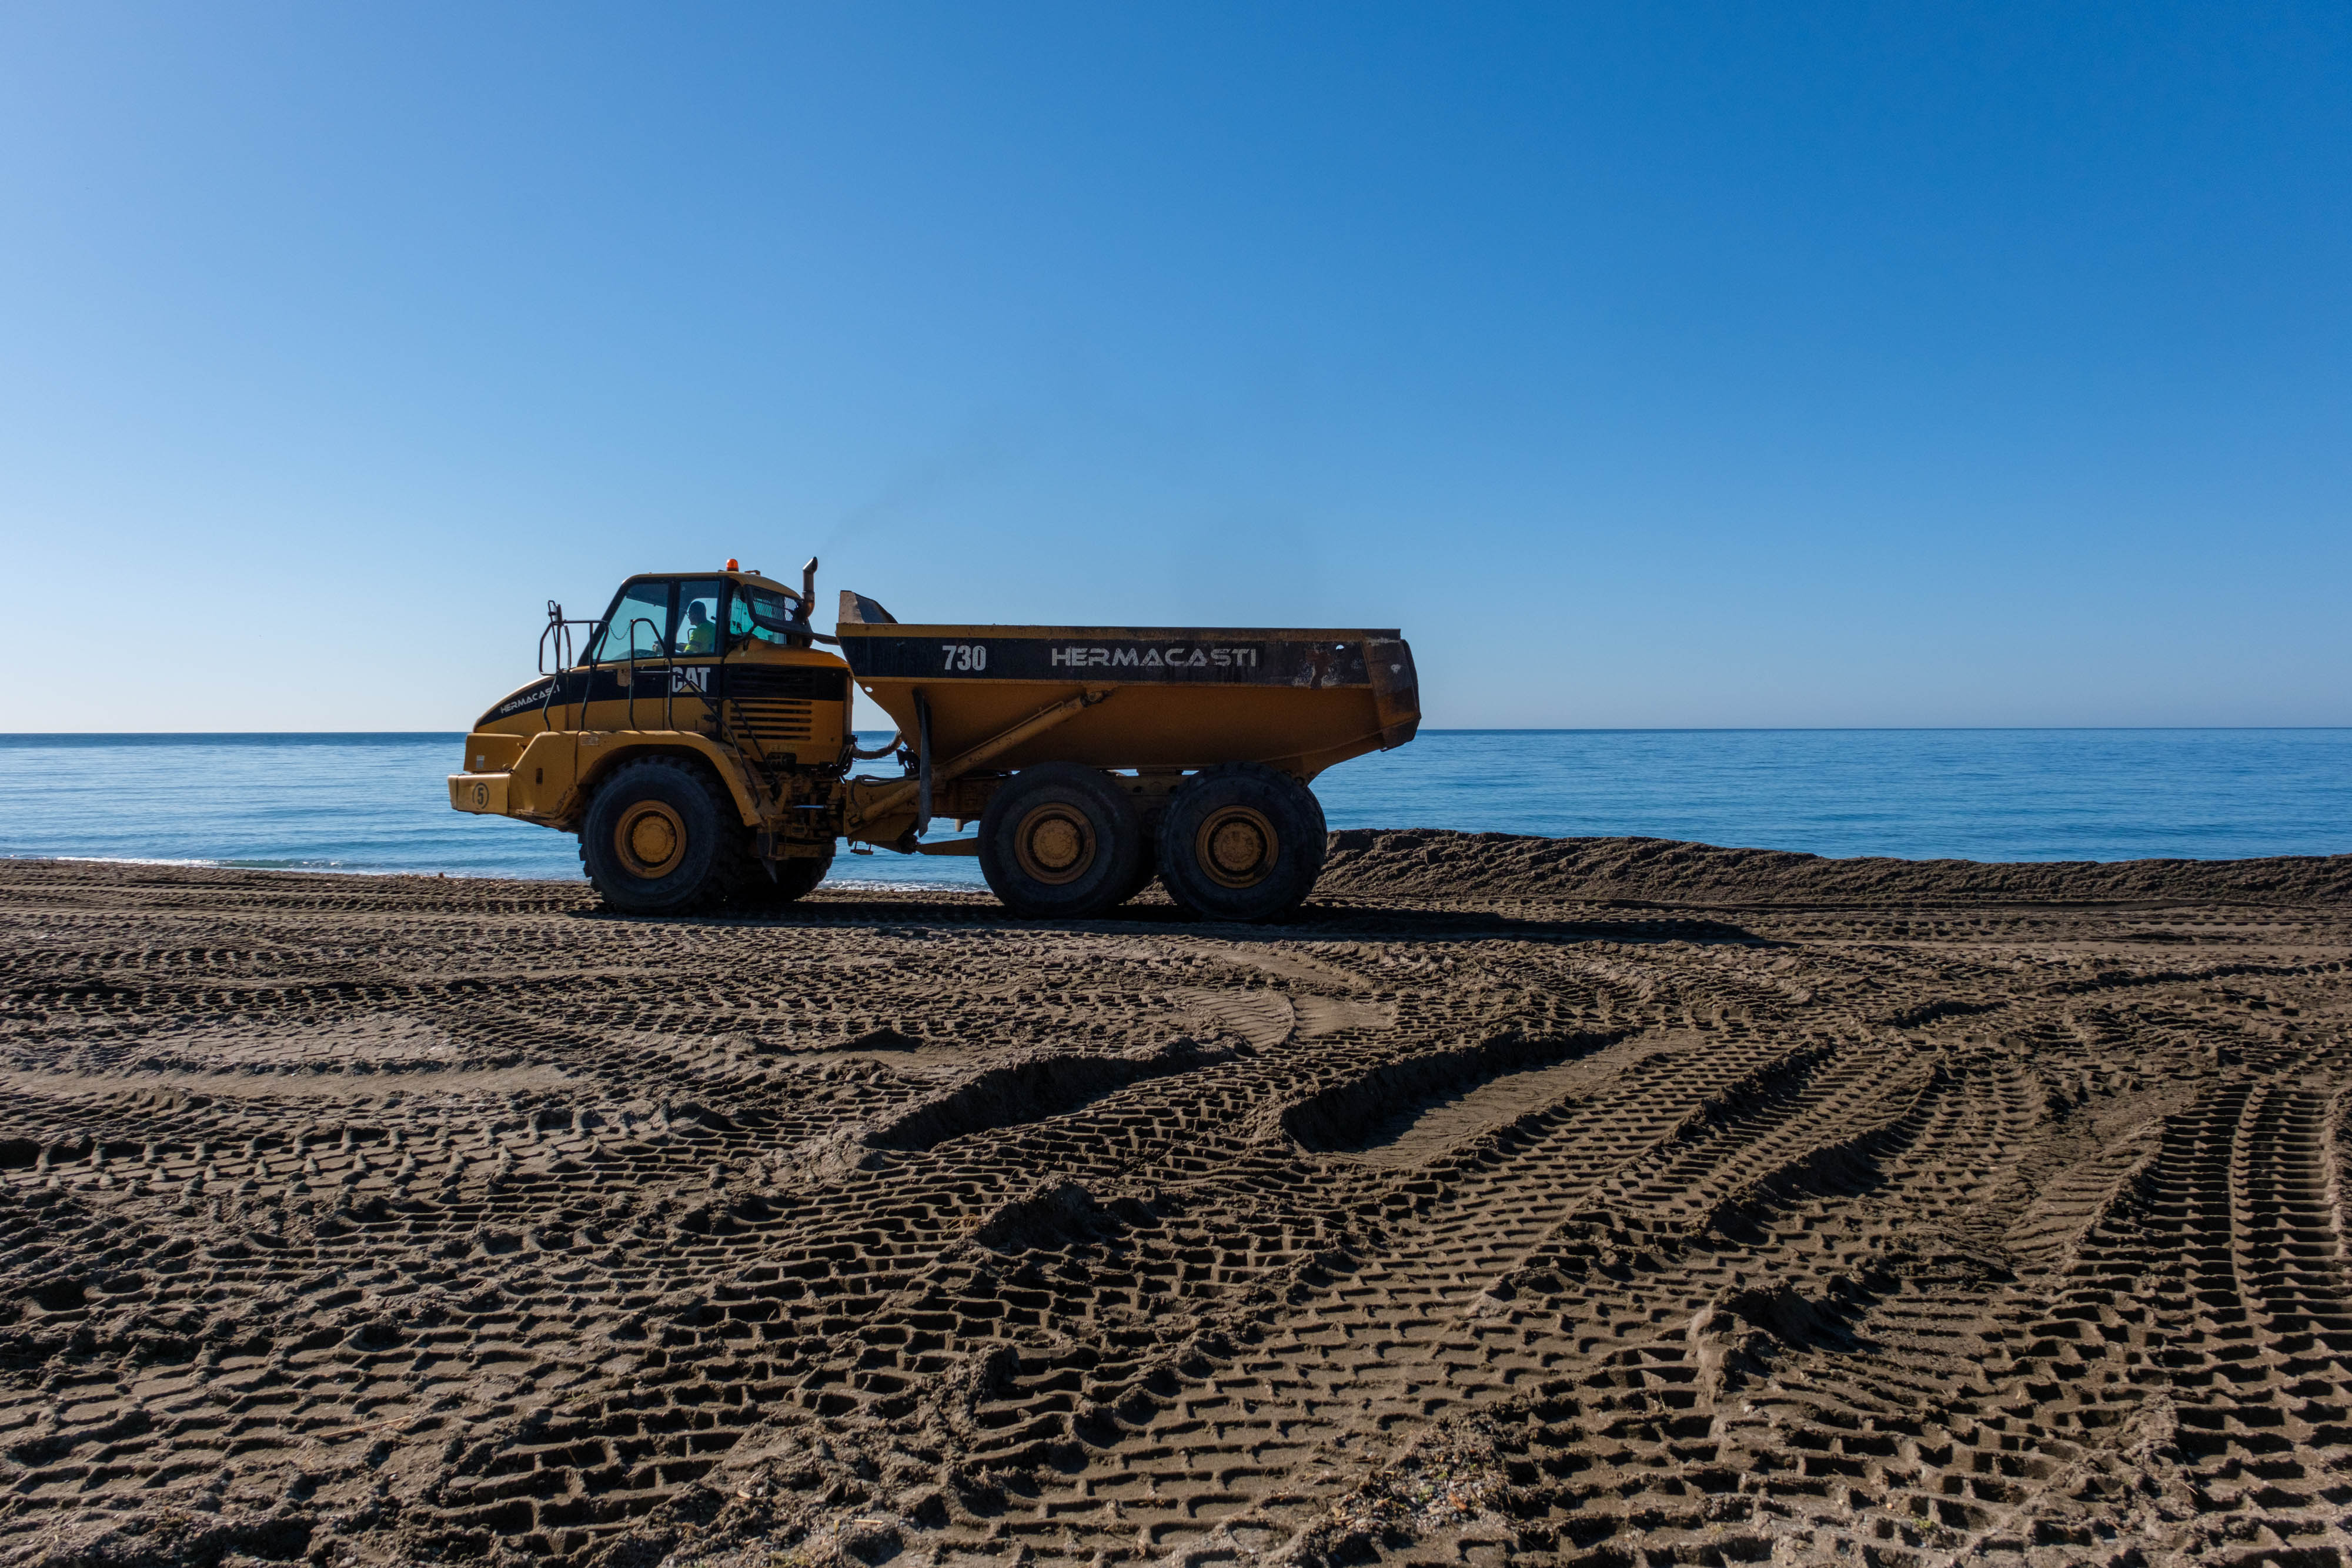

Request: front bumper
left=448, top=773, right=511, bottom=815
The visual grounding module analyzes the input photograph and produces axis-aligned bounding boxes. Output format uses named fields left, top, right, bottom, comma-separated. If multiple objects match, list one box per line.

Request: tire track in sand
left=934, top=1029, right=1928, bottom=1564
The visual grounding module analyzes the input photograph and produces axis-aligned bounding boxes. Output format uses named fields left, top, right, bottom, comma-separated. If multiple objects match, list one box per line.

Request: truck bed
left=836, top=594, right=1419, bottom=780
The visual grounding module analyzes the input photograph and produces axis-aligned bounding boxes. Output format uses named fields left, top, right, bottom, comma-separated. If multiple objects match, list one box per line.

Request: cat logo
left=669, top=667, right=711, bottom=694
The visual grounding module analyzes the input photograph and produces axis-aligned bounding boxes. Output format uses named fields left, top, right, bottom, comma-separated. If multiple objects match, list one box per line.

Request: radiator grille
left=726, top=666, right=847, bottom=701
left=731, top=698, right=814, bottom=743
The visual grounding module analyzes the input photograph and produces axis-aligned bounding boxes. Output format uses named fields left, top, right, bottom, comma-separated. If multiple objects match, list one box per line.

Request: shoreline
left=7, top=821, right=2351, bottom=892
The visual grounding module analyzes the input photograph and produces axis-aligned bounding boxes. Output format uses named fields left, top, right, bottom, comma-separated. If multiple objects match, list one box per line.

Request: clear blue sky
left=3, top=4, right=2346, bottom=730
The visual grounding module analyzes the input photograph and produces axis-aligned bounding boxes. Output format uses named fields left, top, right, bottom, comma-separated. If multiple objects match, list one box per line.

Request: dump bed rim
left=834, top=623, right=1404, bottom=641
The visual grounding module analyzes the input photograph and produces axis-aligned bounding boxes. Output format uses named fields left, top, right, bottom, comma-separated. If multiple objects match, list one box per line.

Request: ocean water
left=1, top=730, right=2346, bottom=890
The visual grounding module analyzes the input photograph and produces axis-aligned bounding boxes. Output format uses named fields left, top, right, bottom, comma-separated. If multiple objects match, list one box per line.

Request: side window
left=733, top=583, right=804, bottom=646
left=676, top=579, right=724, bottom=657
left=594, top=581, right=671, bottom=662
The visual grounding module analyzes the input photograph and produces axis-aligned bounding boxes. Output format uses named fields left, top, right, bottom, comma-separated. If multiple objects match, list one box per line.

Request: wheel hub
left=1197, top=806, right=1278, bottom=888
left=1014, top=805, right=1095, bottom=885
left=614, top=801, right=687, bottom=878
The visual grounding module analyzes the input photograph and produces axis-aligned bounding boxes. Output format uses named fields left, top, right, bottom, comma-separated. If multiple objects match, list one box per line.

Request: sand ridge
left=0, top=841, right=2348, bottom=1567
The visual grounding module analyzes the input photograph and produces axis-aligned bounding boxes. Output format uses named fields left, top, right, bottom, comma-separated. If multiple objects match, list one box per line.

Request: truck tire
left=978, top=763, right=1146, bottom=920
left=1156, top=763, right=1324, bottom=922
left=580, top=757, right=744, bottom=915
left=1117, top=836, right=1160, bottom=906
left=1277, top=771, right=1330, bottom=885
left=747, top=847, right=834, bottom=908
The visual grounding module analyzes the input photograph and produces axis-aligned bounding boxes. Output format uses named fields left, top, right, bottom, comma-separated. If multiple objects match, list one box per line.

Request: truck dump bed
left=836, top=592, right=1419, bottom=780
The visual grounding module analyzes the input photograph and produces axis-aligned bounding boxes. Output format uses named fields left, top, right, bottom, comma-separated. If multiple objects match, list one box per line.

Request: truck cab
left=450, top=566, right=853, bottom=838
left=573, top=571, right=852, bottom=769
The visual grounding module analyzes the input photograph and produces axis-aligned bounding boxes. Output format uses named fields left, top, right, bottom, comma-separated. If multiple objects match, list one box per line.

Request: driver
left=678, top=599, right=717, bottom=656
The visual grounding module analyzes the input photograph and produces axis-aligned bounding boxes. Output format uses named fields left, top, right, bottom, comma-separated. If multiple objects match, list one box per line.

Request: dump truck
left=448, top=560, right=1419, bottom=921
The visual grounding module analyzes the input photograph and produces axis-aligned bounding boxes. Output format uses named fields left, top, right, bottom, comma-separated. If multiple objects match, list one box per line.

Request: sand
left=1, top=837, right=2348, bottom=1567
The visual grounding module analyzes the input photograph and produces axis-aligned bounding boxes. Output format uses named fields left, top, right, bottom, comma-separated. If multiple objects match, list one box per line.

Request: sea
left=1, top=730, right=2347, bottom=891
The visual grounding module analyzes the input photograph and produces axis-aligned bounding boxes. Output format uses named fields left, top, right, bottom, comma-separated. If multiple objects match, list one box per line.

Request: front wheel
left=978, top=763, right=1145, bottom=920
left=749, top=846, right=834, bottom=907
left=1156, top=763, right=1324, bottom=922
left=579, top=757, right=740, bottom=914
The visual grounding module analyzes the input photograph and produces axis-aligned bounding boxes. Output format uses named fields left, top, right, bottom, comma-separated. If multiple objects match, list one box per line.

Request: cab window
left=676, top=579, right=724, bottom=657
left=594, top=580, right=671, bottom=662
left=730, top=583, right=805, bottom=647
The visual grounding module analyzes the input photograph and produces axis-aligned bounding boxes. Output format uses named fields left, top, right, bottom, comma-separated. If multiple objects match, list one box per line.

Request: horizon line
left=4, top=726, right=2351, bottom=739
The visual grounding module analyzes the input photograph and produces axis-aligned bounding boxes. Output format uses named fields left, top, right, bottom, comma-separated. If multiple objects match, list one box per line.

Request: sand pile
left=1, top=847, right=2348, bottom=1567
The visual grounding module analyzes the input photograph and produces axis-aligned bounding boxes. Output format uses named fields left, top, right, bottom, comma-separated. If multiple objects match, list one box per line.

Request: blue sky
left=2, top=3, right=2346, bottom=730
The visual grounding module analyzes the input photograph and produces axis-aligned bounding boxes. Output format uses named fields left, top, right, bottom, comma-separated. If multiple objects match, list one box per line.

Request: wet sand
left=2, top=835, right=2349, bottom=1567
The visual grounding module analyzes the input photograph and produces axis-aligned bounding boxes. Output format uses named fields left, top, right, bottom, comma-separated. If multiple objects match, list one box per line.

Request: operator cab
left=565, top=565, right=851, bottom=770
left=587, top=573, right=815, bottom=665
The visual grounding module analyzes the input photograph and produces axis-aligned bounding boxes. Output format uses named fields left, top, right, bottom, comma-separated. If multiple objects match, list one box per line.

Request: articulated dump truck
left=449, top=560, right=1419, bottom=921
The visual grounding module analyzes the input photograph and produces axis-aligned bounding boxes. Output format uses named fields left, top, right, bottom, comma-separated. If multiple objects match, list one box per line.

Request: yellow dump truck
left=449, top=560, right=1419, bottom=921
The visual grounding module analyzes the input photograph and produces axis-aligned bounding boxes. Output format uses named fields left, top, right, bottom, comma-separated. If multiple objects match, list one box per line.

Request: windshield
left=730, top=583, right=807, bottom=646
left=593, top=580, right=670, bottom=662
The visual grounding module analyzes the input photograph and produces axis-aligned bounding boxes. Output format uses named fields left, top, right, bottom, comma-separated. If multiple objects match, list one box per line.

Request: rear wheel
left=579, top=757, right=745, bottom=914
left=1157, top=763, right=1324, bottom=922
left=1117, top=834, right=1160, bottom=905
left=978, top=763, right=1145, bottom=920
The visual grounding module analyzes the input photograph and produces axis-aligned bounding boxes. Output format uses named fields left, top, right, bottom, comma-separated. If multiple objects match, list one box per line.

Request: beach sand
left=2, top=835, right=2349, bottom=1566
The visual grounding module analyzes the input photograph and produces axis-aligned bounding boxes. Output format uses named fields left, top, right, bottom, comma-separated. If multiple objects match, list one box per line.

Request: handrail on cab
left=537, top=600, right=598, bottom=731
left=623, top=616, right=682, bottom=734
